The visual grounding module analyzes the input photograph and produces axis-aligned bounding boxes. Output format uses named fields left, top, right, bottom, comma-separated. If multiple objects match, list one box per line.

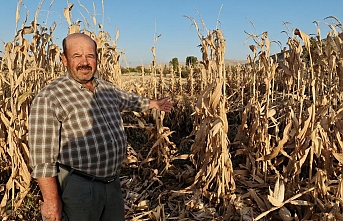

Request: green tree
left=181, top=68, right=189, bottom=78
left=169, top=57, right=179, bottom=71
left=186, top=56, right=198, bottom=66
left=121, top=67, right=129, bottom=74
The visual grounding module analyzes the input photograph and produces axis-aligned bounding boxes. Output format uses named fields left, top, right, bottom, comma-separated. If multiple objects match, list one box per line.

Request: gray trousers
left=51, top=166, right=125, bottom=221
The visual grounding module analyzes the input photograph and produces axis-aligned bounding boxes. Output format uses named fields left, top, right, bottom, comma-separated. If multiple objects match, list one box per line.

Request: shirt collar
left=66, top=72, right=99, bottom=89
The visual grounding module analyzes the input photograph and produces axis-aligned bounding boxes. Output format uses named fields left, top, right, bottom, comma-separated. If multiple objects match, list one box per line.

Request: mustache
left=77, top=65, right=92, bottom=70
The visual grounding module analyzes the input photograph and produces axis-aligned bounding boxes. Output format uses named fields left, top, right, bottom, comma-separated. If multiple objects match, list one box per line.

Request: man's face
left=62, top=34, right=97, bottom=84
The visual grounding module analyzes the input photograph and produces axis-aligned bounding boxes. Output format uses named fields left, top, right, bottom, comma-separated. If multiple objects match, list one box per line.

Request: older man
left=29, top=33, right=172, bottom=221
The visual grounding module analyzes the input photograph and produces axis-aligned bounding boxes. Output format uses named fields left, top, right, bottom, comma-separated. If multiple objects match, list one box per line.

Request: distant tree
left=129, top=67, right=137, bottom=72
left=169, top=57, right=179, bottom=71
left=136, top=66, right=143, bottom=73
left=134, top=66, right=151, bottom=74
left=145, top=68, right=151, bottom=75
left=163, top=64, right=169, bottom=76
left=186, top=56, right=198, bottom=66
left=181, top=69, right=189, bottom=78
left=121, top=67, right=129, bottom=74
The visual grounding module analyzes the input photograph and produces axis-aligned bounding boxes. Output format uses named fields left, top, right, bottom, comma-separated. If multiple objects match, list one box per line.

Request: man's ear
left=61, top=53, right=68, bottom=67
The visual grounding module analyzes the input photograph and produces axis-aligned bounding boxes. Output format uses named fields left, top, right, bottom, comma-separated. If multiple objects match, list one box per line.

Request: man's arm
left=149, top=97, right=173, bottom=112
left=37, top=177, right=63, bottom=221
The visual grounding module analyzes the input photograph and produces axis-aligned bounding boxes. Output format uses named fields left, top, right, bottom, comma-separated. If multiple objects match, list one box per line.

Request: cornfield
left=1, top=1, right=343, bottom=220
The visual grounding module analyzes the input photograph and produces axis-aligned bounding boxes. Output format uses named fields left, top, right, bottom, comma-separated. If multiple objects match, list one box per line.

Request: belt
left=59, top=164, right=117, bottom=184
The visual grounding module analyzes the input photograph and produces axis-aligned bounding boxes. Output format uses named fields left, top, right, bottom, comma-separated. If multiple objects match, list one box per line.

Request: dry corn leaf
left=22, top=26, right=34, bottom=35
left=15, top=0, right=23, bottom=24
left=296, top=105, right=314, bottom=142
left=262, top=32, right=270, bottom=55
left=63, top=3, right=74, bottom=26
left=273, top=178, right=284, bottom=202
left=295, top=147, right=310, bottom=176
left=268, top=179, right=285, bottom=207
left=137, top=118, right=145, bottom=129
left=268, top=195, right=283, bottom=207
left=68, top=24, right=80, bottom=35
left=209, top=80, right=222, bottom=109
left=132, top=111, right=142, bottom=117
left=125, top=155, right=138, bottom=164
left=141, top=157, right=156, bottom=164
left=294, top=28, right=311, bottom=52
left=0, top=112, right=10, bottom=129
left=332, top=152, right=343, bottom=164
left=0, top=189, right=9, bottom=208
left=171, top=154, right=189, bottom=161
left=115, top=28, right=120, bottom=43
left=256, top=121, right=291, bottom=161
left=267, top=108, right=276, bottom=118
left=151, top=204, right=163, bottom=220
left=17, top=85, right=32, bottom=109
left=151, top=131, right=174, bottom=149
left=92, top=15, right=96, bottom=27
left=289, top=199, right=313, bottom=206
left=335, top=129, right=343, bottom=150
left=210, top=118, right=223, bottom=136
left=311, top=127, right=322, bottom=157
left=136, top=200, right=150, bottom=211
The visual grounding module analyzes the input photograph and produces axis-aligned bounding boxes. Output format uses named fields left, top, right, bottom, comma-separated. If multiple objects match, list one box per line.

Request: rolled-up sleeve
left=29, top=96, right=60, bottom=178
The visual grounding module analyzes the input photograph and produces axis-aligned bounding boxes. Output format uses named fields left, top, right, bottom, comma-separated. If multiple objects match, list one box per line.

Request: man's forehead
left=66, top=39, right=95, bottom=51
left=66, top=34, right=94, bottom=46
left=66, top=33, right=91, bottom=40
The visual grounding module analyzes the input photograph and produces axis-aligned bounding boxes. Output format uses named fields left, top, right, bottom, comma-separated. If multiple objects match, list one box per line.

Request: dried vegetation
left=1, top=1, right=343, bottom=221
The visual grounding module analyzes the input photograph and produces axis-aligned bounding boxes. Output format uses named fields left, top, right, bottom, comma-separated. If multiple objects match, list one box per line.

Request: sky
left=0, top=0, right=342, bottom=66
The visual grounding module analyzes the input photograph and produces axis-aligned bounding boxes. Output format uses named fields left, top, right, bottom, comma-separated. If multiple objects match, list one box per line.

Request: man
left=29, top=33, right=173, bottom=221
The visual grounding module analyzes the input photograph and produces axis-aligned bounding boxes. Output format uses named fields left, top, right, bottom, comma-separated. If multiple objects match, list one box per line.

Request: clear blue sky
left=0, top=0, right=342, bottom=66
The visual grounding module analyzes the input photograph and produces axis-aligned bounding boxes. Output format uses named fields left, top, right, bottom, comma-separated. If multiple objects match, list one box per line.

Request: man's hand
left=37, top=177, right=63, bottom=221
left=149, top=97, right=173, bottom=112
left=41, top=199, right=63, bottom=221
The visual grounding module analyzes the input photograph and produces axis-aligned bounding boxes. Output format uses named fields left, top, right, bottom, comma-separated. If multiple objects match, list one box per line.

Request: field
left=1, top=1, right=343, bottom=221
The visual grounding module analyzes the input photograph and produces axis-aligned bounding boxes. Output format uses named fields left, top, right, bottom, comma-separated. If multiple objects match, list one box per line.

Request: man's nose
left=80, top=56, right=90, bottom=65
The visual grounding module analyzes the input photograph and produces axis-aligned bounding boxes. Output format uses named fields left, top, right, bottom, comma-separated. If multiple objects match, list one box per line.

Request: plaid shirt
left=29, top=73, right=150, bottom=178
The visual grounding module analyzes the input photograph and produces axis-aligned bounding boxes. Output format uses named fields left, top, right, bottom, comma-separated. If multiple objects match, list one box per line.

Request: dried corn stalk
left=184, top=16, right=236, bottom=214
